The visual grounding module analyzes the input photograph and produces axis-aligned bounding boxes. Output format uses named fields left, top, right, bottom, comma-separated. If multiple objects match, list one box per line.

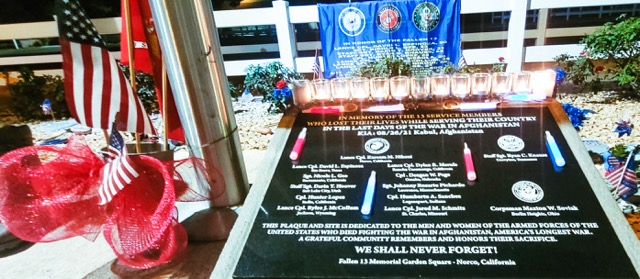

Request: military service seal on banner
left=376, top=5, right=402, bottom=33
left=338, top=7, right=366, bottom=37
left=412, top=2, right=440, bottom=32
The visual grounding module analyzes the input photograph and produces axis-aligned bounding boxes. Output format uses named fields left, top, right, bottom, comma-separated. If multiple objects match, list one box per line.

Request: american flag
left=99, top=123, right=139, bottom=205
left=312, top=49, right=322, bottom=80
left=457, top=53, right=468, bottom=69
left=606, top=154, right=638, bottom=200
left=56, top=0, right=155, bottom=135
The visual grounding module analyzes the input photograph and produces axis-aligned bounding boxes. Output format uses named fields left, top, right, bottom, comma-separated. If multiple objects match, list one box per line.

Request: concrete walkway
left=0, top=150, right=266, bottom=279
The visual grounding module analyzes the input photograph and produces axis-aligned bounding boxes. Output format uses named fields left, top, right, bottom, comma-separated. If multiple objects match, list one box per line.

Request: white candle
left=331, top=78, right=350, bottom=102
left=511, top=72, right=532, bottom=93
left=492, top=72, right=512, bottom=98
left=411, top=75, right=429, bottom=100
left=531, top=70, right=557, bottom=98
left=350, top=77, right=370, bottom=101
left=370, top=77, right=390, bottom=101
left=390, top=76, right=410, bottom=100
left=312, top=79, right=330, bottom=101
left=472, top=73, right=491, bottom=96
left=292, top=79, right=313, bottom=107
left=451, top=73, right=470, bottom=98
left=431, top=74, right=450, bottom=97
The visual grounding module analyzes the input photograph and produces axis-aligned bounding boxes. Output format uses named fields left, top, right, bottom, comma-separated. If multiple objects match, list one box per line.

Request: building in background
left=0, top=0, right=639, bottom=77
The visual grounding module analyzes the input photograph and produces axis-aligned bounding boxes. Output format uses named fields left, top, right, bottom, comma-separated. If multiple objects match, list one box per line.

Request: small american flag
left=98, top=123, right=139, bottom=205
left=312, top=49, right=322, bottom=80
left=457, top=53, right=468, bottom=69
left=56, top=0, right=155, bottom=135
left=606, top=153, right=638, bottom=200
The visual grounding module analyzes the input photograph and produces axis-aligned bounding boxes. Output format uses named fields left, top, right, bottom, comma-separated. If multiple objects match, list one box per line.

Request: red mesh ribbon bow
left=0, top=136, right=216, bottom=268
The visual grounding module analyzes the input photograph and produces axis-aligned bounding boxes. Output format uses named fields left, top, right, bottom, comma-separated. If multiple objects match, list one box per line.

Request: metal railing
left=0, top=0, right=639, bottom=76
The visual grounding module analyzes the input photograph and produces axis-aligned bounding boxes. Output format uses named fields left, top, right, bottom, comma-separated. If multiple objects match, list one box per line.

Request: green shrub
left=553, top=53, right=603, bottom=93
left=8, top=68, right=68, bottom=121
left=350, top=55, right=477, bottom=77
left=243, top=62, right=302, bottom=113
left=350, top=56, right=413, bottom=78
left=228, top=82, right=243, bottom=98
left=119, top=65, right=159, bottom=114
left=581, top=16, right=640, bottom=96
left=555, top=16, right=640, bottom=96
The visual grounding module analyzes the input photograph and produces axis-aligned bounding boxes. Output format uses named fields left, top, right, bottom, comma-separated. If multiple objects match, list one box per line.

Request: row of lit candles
left=291, top=70, right=557, bottom=105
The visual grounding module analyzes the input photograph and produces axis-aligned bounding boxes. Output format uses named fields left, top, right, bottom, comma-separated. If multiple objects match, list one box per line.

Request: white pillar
left=505, top=0, right=530, bottom=72
left=535, top=8, right=549, bottom=46
left=272, top=1, right=297, bottom=70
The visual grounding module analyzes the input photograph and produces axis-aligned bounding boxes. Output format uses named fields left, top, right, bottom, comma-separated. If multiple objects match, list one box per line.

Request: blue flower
left=562, top=103, right=594, bottom=129
left=281, top=87, right=292, bottom=98
left=272, top=88, right=281, bottom=99
left=614, top=119, right=633, bottom=137
left=272, top=87, right=292, bottom=100
left=554, top=68, right=566, bottom=86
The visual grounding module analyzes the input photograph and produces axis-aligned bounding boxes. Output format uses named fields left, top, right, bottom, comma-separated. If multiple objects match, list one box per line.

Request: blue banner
left=318, top=0, right=461, bottom=78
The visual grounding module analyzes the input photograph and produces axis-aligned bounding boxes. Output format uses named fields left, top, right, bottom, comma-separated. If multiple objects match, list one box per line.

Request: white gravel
left=15, top=99, right=281, bottom=153
left=557, top=91, right=640, bottom=148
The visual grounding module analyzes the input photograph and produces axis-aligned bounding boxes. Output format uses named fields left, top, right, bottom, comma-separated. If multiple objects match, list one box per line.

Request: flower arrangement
left=491, top=57, right=507, bottom=73
left=269, top=79, right=293, bottom=113
left=243, top=61, right=302, bottom=113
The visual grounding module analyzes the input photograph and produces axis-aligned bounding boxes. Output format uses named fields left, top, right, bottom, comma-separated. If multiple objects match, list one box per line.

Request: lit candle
left=292, top=79, right=313, bottom=107
left=390, top=76, right=410, bottom=100
left=410, top=75, right=429, bottom=100
left=370, top=77, right=390, bottom=102
left=350, top=77, right=370, bottom=102
left=330, top=78, right=351, bottom=102
left=491, top=72, right=512, bottom=99
left=531, top=70, right=557, bottom=99
left=472, top=73, right=491, bottom=97
left=511, top=71, right=532, bottom=94
left=312, top=79, right=330, bottom=102
left=451, top=73, right=470, bottom=98
left=430, top=74, right=450, bottom=98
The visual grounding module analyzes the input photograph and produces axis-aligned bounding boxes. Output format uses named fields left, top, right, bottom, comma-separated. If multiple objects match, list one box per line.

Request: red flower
left=595, top=66, right=604, bottom=73
left=498, top=57, right=505, bottom=62
left=276, top=79, right=287, bottom=90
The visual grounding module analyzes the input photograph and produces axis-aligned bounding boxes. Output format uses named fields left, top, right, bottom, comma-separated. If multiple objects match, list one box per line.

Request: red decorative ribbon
left=0, top=136, right=216, bottom=268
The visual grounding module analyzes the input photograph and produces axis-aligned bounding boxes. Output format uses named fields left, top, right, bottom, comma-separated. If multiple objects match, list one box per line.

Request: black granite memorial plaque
left=234, top=105, right=638, bottom=278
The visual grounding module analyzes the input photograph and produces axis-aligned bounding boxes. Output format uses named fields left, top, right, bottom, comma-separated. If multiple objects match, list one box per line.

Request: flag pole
left=162, top=60, right=169, bottom=150
left=103, top=130, right=110, bottom=146
left=124, top=0, right=142, bottom=153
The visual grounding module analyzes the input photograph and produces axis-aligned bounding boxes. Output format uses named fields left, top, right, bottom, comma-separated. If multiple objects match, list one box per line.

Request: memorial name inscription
left=234, top=106, right=637, bottom=278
